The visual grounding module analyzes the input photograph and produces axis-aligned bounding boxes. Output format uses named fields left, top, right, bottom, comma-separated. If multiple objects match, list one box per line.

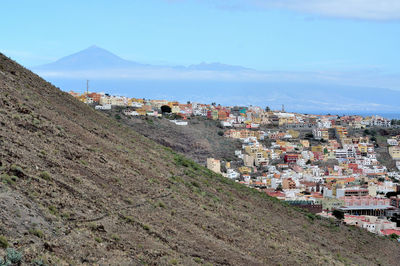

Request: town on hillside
left=71, top=90, right=400, bottom=239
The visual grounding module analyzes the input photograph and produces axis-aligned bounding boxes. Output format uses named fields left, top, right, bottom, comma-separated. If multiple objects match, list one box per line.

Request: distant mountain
left=33, top=45, right=249, bottom=72
left=34, top=45, right=146, bottom=70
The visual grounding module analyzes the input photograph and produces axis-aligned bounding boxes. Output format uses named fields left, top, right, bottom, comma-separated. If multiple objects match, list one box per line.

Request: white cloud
left=216, top=0, right=400, bottom=20
left=32, top=66, right=400, bottom=91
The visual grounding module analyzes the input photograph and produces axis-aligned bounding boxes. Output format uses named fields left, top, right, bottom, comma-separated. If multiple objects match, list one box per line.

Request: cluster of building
left=320, top=212, right=400, bottom=237
left=69, top=90, right=400, bottom=236
left=69, top=90, right=392, bottom=128
left=207, top=117, right=400, bottom=236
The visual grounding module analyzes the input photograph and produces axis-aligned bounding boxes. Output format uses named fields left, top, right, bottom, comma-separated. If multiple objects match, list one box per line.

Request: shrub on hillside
left=0, top=235, right=8, bottom=249
left=5, top=248, right=22, bottom=264
left=332, top=209, right=344, bottom=220
left=39, top=171, right=51, bottom=181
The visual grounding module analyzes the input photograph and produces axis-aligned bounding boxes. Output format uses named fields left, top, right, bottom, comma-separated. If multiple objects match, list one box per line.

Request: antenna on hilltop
left=86, top=80, right=89, bottom=95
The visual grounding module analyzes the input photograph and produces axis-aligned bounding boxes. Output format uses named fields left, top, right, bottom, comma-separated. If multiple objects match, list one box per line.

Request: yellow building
left=389, top=146, right=400, bottom=160
left=358, top=144, right=368, bottom=154
left=238, top=166, right=252, bottom=174
left=311, top=145, right=323, bottom=153
left=335, top=126, right=348, bottom=139
left=288, top=129, right=300, bottom=139
left=207, top=158, right=221, bottom=174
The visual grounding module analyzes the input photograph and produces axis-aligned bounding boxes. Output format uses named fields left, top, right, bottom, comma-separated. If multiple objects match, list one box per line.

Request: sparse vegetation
left=29, top=228, right=44, bottom=238
left=111, top=234, right=120, bottom=242
left=0, top=236, right=8, bottom=249
left=48, top=205, right=58, bottom=216
left=10, top=164, right=24, bottom=176
left=142, top=224, right=150, bottom=231
left=1, top=174, right=14, bottom=185
left=169, top=258, right=178, bottom=265
left=0, top=248, right=23, bottom=265
left=39, top=171, right=51, bottom=181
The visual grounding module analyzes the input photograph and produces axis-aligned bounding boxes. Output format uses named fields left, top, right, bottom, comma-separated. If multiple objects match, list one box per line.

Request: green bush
left=193, top=257, right=203, bottom=263
left=48, top=205, right=58, bottom=216
left=0, top=235, right=8, bottom=249
left=169, top=259, right=178, bottom=265
left=173, top=154, right=199, bottom=170
left=0, top=174, right=13, bottom=185
left=142, top=224, right=150, bottom=231
left=306, top=213, right=316, bottom=221
left=39, top=171, right=51, bottom=181
left=10, top=164, right=24, bottom=176
left=5, top=248, right=22, bottom=264
left=32, top=259, right=46, bottom=266
left=111, top=234, right=120, bottom=241
left=29, top=228, right=44, bottom=238
left=121, top=215, right=135, bottom=224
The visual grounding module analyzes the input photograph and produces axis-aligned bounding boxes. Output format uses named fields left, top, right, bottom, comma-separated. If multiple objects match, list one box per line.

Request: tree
left=305, top=133, right=314, bottom=139
left=265, top=106, right=271, bottom=112
left=276, top=183, right=283, bottom=191
left=386, top=191, right=399, bottom=198
left=332, top=209, right=344, bottom=220
left=161, top=105, right=172, bottom=113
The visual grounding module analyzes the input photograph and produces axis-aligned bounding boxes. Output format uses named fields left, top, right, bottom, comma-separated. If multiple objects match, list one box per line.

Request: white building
left=95, top=104, right=112, bottom=110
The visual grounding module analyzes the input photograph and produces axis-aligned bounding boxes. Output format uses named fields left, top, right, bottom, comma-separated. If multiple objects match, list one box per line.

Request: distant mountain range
left=31, top=46, right=400, bottom=115
left=34, top=45, right=251, bottom=72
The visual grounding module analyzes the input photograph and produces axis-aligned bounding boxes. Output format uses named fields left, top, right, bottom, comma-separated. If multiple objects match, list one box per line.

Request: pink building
left=339, top=196, right=393, bottom=216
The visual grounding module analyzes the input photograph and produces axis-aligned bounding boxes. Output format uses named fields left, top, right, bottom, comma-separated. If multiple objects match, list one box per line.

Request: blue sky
left=1, top=0, right=400, bottom=89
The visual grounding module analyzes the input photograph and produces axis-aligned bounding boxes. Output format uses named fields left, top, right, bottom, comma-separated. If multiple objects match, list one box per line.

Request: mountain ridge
left=33, top=45, right=251, bottom=72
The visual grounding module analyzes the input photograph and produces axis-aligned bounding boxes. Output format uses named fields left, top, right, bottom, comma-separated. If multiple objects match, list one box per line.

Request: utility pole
left=282, top=104, right=285, bottom=112
left=85, top=80, right=89, bottom=103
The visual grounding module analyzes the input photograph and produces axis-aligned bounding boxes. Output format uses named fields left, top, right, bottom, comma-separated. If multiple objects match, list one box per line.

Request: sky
left=1, top=0, right=400, bottom=91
